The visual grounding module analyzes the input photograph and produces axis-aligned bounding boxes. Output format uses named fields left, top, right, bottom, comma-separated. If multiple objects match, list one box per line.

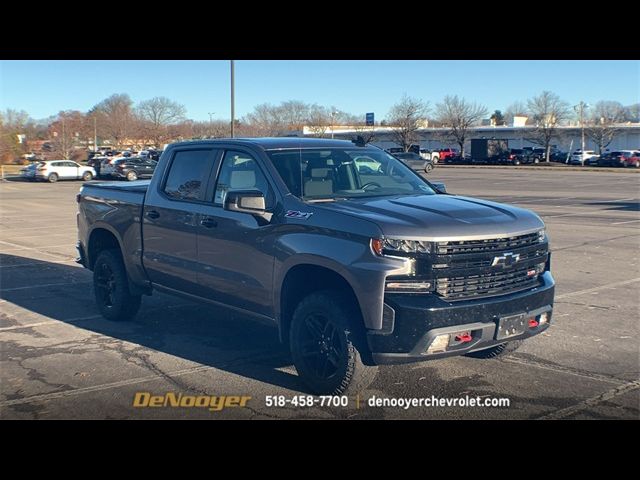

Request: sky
left=1, top=60, right=638, bottom=122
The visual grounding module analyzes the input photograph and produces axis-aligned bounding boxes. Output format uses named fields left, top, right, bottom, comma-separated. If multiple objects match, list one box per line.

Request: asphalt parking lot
left=1, top=168, right=639, bottom=420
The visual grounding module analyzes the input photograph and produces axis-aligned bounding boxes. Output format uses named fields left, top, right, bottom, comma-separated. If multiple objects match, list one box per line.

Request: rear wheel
left=514, top=159, right=521, bottom=165
left=424, top=163, right=434, bottom=173
left=93, top=249, right=141, bottom=321
left=48, top=173, right=58, bottom=183
left=126, top=170, right=138, bottom=181
left=466, top=340, right=522, bottom=359
left=82, top=171, right=93, bottom=181
left=290, top=291, right=377, bottom=395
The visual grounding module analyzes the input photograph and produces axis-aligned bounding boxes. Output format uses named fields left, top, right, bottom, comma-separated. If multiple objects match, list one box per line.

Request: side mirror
left=431, top=182, right=447, bottom=193
left=224, top=190, right=272, bottom=222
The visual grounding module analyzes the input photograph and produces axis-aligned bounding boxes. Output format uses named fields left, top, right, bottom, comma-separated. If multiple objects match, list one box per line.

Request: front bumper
left=367, top=271, right=555, bottom=365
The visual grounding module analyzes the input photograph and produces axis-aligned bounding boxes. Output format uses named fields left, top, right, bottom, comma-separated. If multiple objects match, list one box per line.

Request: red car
left=621, top=150, right=640, bottom=168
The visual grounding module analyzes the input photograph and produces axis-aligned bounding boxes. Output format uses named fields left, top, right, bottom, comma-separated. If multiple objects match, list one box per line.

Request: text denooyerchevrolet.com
left=76, top=138, right=554, bottom=394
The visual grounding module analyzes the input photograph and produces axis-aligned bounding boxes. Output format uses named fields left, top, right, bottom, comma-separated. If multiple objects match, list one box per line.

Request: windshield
left=267, top=147, right=436, bottom=201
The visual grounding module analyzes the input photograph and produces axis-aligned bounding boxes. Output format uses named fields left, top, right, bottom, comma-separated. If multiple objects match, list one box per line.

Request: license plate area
left=496, top=313, right=527, bottom=340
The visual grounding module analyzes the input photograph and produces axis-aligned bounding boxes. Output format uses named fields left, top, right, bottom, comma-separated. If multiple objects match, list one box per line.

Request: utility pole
left=230, top=60, right=235, bottom=138
left=208, top=112, right=215, bottom=138
left=574, top=101, right=588, bottom=154
left=330, top=110, right=338, bottom=139
left=62, top=117, right=67, bottom=160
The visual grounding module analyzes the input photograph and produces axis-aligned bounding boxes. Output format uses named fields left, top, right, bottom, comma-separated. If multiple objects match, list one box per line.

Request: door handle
left=200, top=217, right=218, bottom=228
left=146, top=210, right=160, bottom=219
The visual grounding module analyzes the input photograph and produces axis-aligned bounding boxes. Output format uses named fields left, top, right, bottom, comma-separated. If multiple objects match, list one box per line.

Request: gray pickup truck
left=77, top=138, right=555, bottom=394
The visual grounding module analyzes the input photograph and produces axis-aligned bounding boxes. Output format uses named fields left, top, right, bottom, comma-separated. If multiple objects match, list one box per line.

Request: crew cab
left=77, top=138, right=555, bottom=394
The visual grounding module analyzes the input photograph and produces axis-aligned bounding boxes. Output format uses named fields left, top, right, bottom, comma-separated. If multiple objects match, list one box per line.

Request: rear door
left=142, top=148, right=218, bottom=293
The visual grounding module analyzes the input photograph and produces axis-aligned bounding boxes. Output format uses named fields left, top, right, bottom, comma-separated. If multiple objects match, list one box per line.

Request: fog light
left=538, top=312, right=549, bottom=325
left=426, top=334, right=450, bottom=354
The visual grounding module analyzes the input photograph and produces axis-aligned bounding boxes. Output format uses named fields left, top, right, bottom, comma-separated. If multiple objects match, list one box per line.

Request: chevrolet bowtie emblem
left=492, top=252, right=520, bottom=268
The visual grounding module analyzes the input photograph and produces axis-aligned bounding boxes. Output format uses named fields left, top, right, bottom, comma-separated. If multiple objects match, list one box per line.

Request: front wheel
left=290, top=291, right=378, bottom=395
left=48, top=173, right=58, bottom=183
left=466, top=340, right=522, bottom=359
left=82, top=171, right=93, bottom=181
left=424, top=163, right=433, bottom=173
left=126, top=170, right=138, bottom=181
left=93, top=249, right=141, bottom=321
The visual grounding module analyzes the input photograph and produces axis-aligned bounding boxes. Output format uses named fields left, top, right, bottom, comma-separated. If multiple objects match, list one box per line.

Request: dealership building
left=298, top=123, right=640, bottom=153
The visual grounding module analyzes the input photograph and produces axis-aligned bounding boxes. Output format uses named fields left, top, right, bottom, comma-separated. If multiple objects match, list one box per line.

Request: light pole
left=330, top=110, right=338, bottom=139
left=208, top=112, right=215, bottom=138
left=94, top=116, right=97, bottom=152
left=230, top=60, right=235, bottom=138
left=574, top=101, right=589, bottom=155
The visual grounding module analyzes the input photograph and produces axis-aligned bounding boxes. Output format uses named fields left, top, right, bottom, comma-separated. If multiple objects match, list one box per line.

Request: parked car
left=502, top=148, right=529, bottom=165
left=621, top=150, right=640, bottom=168
left=77, top=137, right=554, bottom=395
left=597, top=151, right=623, bottom=167
left=429, top=148, right=458, bottom=164
left=569, top=150, right=599, bottom=166
left=20, top=160, right=95, bottom=183
left=522, top=147, right=543, bottom=163
left=394, top=152, right=435, bottom=173
left=107, top=157, right=158, bottom=181
left=550, top=150, right=570, bottom=163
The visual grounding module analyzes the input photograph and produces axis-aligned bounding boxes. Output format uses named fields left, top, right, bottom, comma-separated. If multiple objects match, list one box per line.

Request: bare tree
left=137, top=97, right=186, bottom=147
left=243, top=103, right=284, bottom=136
left=526, top=91, right=570, bottom=162
left=0, top=109, right=30, bottom=163
left=48, top=111, right=86, bottom=160
left=280, top=100, right=310, bottom=130
left=623, top=103, right=640, bottom=123
left=306, top=105, right=331, bottom=138
left=435, top=95, right=487, bottom=156
left=586, top=101, right=624, bottom=154
left=92, top=94, right=134, bottom=148
left=386, top=95, right=429, bottom=151
left=504, top=101, right=529, bottom=125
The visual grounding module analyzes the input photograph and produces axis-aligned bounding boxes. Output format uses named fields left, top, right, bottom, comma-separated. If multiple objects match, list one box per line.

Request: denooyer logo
left=133, top=392, right=251, bottom=412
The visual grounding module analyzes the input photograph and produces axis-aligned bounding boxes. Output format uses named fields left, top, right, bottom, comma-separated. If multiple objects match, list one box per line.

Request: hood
left=312, top=194, right=544, bottom=241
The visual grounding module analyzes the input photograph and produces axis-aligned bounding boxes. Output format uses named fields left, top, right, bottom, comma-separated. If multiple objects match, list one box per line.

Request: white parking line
left=611, top=219, right=640, bottom=225
left=0, top=351, right=285, bottom=408
left=538, top=380, right=640, bottom=420
left=1, top=280, right=92, bottom=292
left=556, top=278, right=640, bottom=300
left=0, top=259, right=77, bottom=269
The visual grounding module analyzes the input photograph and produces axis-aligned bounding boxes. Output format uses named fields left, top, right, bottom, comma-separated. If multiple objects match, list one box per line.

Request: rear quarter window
left=163, top=149, right=215, bottom=201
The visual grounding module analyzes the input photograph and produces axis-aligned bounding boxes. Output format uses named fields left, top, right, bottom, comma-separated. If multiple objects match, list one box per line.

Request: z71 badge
left=285, top=210, right=313, bottom=220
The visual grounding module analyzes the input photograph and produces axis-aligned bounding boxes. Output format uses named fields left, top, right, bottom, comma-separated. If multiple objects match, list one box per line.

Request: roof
left=169, top=137, right=363, bottom=150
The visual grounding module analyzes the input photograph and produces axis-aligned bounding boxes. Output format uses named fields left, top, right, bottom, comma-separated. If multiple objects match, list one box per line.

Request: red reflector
left=528, top=319, right=539, bottom=328
left=455, top=333, right=472, bottom=343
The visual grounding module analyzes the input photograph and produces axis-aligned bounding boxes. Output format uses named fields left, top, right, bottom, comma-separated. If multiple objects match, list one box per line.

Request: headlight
left=371, top=238, right=432, bottom=256
left=537, top=229, right=546, bottom=243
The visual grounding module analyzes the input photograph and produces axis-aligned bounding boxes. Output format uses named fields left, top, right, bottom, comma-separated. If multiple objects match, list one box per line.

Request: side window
left=163, top=150, right=213, bottom=201
left=213, top=150, right=271, bottom=206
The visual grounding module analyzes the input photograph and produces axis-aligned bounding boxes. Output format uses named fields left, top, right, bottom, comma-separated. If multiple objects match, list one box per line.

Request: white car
left=569, top=150, right=598, bottom=166
left=21, top=160, right=96, bottom=183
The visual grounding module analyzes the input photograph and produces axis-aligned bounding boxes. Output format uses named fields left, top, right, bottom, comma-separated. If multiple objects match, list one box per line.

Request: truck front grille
left=435, top=265, right=542, bottom=300
left=435, top=232, right=540, bottom=255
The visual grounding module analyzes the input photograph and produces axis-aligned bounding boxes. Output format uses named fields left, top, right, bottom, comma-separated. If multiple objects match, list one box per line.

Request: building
left=297, top=124, right=640, bottom=153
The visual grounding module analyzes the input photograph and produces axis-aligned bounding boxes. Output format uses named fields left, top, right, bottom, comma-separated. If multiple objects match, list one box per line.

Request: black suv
left=111, top=157, right=158, bottom=181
